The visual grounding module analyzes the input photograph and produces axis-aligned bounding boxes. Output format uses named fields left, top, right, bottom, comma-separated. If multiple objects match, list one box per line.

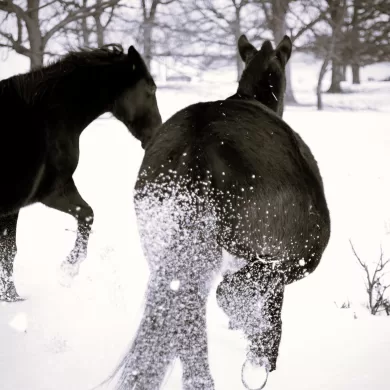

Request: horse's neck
left=34, top=66, right=118, bottom=136
left=45, top=100, right=104, bottom=138
left=226, top=92, right=248, bottom=101
left=226, top=92, right=284, bottom=117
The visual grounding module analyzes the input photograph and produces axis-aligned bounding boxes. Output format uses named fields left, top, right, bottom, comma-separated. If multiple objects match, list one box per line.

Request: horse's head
left=237, top=35, right=292, bottom=117
left=111, top=45, right=162, bottom=148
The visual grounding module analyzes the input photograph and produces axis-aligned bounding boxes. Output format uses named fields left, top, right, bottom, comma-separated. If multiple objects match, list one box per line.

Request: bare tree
left=344, top=0, right=390, bottom=84
left=129, top=0, right=177, bottom=70
left=255, top=0, right=298, bottom=103
left=117, top=0, right=266, bottom=81
left=252, top=0, right=324, bottom=105
left=320, top=0, right=390, bottom=89
left=158, top=0, right=265, bottom=81
left=307, top=0, right=347, bottom=109
left=193, top=0, right=264, bottom=81
left=70, top=0, right=118, bottom=47
left=350, top=240, right=390, bottom=316
left=349, top=0, right=360, bottom=84
left=321, top=0, right=351, bottom=93
left=0, top=0, right=120, bottom=69
left=325, top=0, right=361, bottom=90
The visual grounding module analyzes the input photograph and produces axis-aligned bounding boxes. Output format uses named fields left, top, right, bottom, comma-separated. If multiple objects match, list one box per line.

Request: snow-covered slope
left=1, top=72, right=390, bottom=389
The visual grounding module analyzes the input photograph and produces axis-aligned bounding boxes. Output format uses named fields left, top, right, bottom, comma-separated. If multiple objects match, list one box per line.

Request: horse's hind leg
left=42, top=178, right=94, bottom=283
left=177, top=287, right=215, bottom=390
left=0, top=212, right=23, bottom=302
left=116, top=269, right=216, bottom=390
left=216, top=261, right=285, bottom=373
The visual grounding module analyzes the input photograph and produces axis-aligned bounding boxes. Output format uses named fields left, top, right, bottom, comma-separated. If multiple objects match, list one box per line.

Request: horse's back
left=139, top=99, right=330, bottom=280
left=144, top=99, right=325, bottom=199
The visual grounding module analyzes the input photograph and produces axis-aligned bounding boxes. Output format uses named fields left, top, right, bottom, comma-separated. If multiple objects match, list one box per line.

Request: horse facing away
left=0, top=44, right=162, bottom=302
left=102, top=35, right=330, bottom=390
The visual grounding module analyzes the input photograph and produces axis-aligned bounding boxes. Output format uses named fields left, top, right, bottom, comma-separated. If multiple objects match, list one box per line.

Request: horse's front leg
left=42, top=178, right=94, bottom=282
left=216, top=262, right=285, bottom=384
left=0, top=212, right=23, bottom=301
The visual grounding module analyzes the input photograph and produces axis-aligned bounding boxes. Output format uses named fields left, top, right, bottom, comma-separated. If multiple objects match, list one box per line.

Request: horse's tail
left=94, top=276, right=186, bottom=390
left=88, top=332, right=134, bottom=390
left=89, top=292, right=149, bottom=390
left=89, top=308, right=152, bottom=390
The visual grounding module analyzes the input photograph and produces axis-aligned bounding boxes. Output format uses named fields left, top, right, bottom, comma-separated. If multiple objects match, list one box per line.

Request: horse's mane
left=1, top=44, right=127, bottom=105
left=60, top=43, right=125, bottom=67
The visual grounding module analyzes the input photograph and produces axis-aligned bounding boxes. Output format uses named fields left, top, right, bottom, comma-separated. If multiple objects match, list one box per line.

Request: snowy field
left=1, top=54, right=390, bottom=390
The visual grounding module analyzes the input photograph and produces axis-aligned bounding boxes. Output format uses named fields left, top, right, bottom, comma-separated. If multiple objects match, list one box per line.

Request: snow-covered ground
left=1, top=54, right=390, bottom=390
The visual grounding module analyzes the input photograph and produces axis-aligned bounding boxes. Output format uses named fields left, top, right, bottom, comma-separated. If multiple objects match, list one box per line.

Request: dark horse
left=102, top=35, right=330, bottom=390
left=0, top=44, right=162, bottom=302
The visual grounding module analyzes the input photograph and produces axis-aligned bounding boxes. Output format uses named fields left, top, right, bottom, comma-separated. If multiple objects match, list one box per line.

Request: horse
left=102, top=35, right=330, bottom=390
left=0, top=44, right=162, bottom=302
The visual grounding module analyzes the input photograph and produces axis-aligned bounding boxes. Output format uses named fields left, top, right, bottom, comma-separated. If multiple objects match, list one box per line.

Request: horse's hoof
left=241, top=357, right=269, bottom=390
left=183, top=375, right=215, bottom=390
left=0, top=282, right=25, bottom=302
left=120, top=371, right=140, bottom=390
left=0, top=294, right=25, bottom=303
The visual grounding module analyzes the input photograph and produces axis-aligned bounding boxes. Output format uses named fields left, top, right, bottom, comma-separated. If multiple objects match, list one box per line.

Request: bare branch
left=42, top=0, right=121, bottom=46
left=0, top=0, right=34, bottom=27
left=0, top=29, right=30, bottom=55
left=351, top=239, right=390, bottom=315
left=350, top=240, right=367, bottom=269
left=102, top=4, right=116, bottom=28
left=349, top=239, right=373, bottom=301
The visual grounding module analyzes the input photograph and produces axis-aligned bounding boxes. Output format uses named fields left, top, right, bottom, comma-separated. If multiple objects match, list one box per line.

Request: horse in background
left=0, top=44, right=162, bottom=302
left=100, top=35, right=330, bottom=390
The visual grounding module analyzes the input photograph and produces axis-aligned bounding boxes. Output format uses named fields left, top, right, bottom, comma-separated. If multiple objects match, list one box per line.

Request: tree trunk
left=341, top=64, right=347, bottom=81
left=143, top=20, right=153, bottom=70
left=285, top=62, right=296, bottom=104
left=368, top=285, right=375, bottom=315
left=271, top=0, right=297, bottom=104
left=326, top=0, right=347, bottom=93
left=81, top=0, right=90, bottom=47
left=327, top=59, right=343, bottom=93
left=81, top=17, right=90, bottom=47
left=352, top=64, right=360, bottom=84
left=317, top=58, right=329, bottom=110
left=351, top=0, right=361, bottom=85
left=95, top=16, right=104, bottom=47
left=140, top=0, right=160, bottom=72
left=94, top=0, right=104, bottom=47
left=29, top=45, right=44, bottom=69
left=317, top=0, right=346, bottom=110
left=234, top=7, right=243, bottom=82
left=27, top=0, right=44, bottom=69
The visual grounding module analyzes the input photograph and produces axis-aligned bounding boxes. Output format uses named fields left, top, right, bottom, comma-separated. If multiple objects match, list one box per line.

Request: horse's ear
left=127, top=45, right=141, bottom=61
left=275, top=35, right=292, bottom=67
left=238, top=35, right=257, bottom=63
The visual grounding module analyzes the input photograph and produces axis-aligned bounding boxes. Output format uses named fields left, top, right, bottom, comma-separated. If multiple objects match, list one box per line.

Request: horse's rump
left=141, top=99, right=330, bottom=281
left=134, top=171, right=221, bottom=277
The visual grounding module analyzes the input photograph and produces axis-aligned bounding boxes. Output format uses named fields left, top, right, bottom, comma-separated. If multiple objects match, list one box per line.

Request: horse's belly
left=0, top=139, right=47, bottom=214
left=217, top=186, right=330, bottom=282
